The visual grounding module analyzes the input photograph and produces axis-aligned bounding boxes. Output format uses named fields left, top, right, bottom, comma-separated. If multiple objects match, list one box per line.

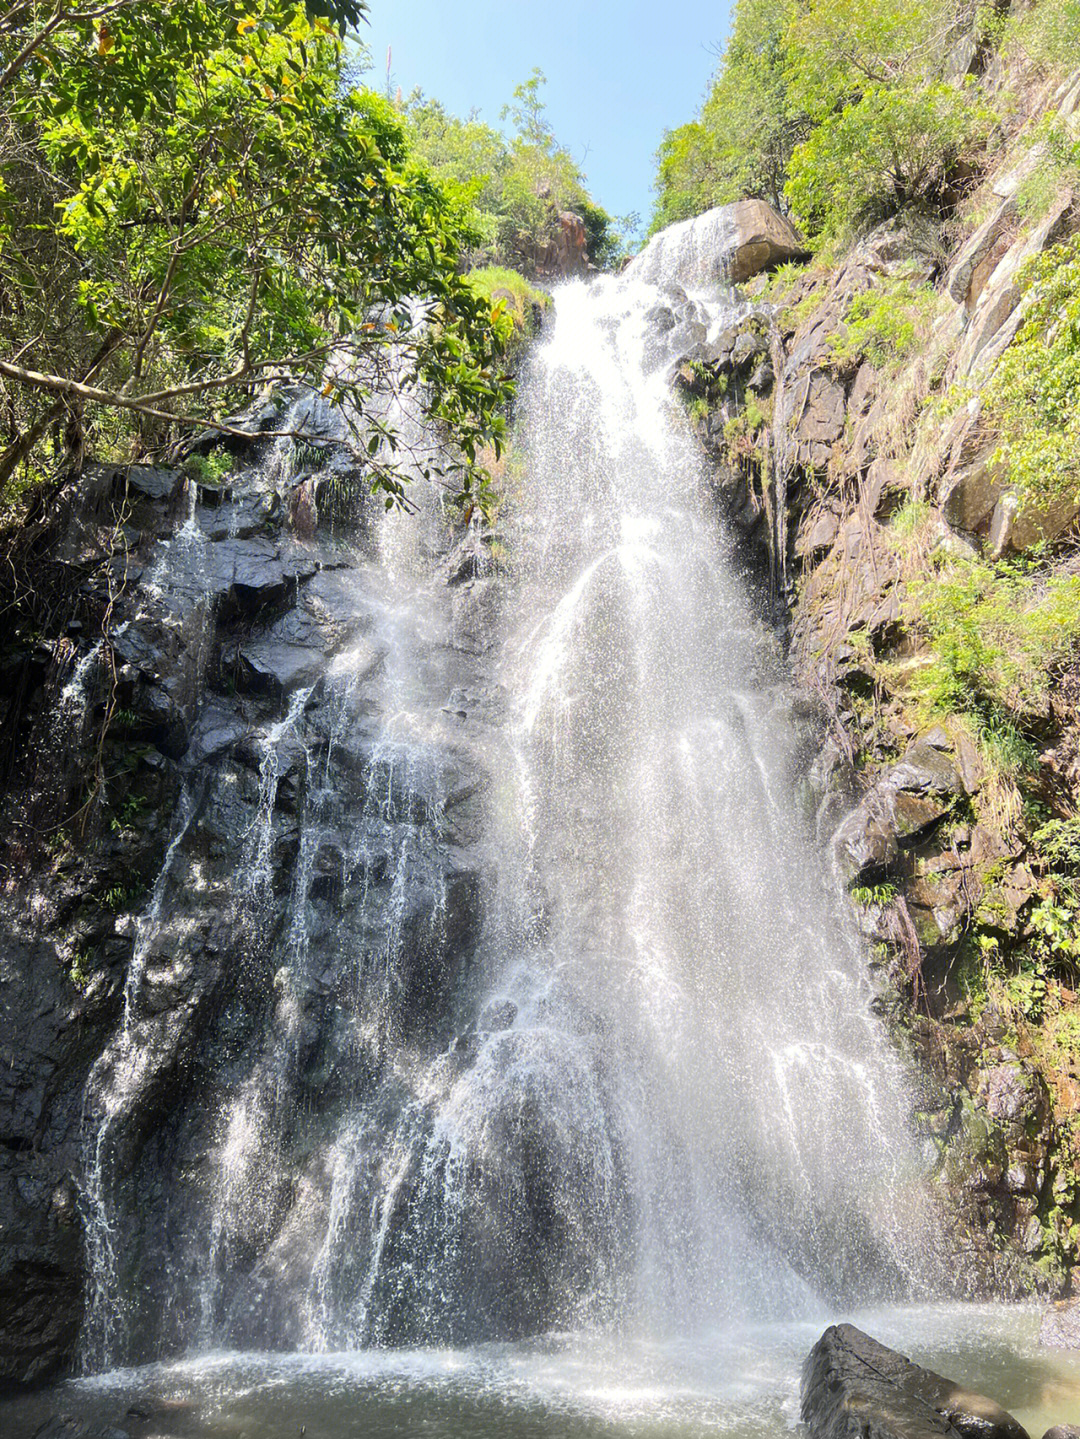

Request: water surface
left=5, top=1306, right=1078, bottom=1439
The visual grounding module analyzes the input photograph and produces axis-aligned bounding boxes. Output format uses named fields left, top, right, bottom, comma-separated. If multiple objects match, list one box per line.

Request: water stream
left=36, top=239, right=1080, bottom=1434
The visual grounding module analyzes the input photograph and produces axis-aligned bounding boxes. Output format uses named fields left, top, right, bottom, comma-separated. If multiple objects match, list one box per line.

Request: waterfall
left=473, top=272, right=943, bottom=1326
left=75, top=260, right=944, bottom=1374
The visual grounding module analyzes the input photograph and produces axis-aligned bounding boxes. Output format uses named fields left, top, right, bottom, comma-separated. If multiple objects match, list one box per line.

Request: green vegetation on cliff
left=652, top=0, right=1016, bottom=241
left=404, top=69, right=622, bottom=274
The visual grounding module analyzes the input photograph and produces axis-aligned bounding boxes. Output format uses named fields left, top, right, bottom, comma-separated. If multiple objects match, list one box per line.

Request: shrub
left=908, top=554, right=1080, bottom=720
left=983, top=235, right=1080, bottom=512
left=785, top=81, right=995, bottom=240
left=1008, top=0, right=1080, bottom=72
left=829, top=277, right=938, bottom=369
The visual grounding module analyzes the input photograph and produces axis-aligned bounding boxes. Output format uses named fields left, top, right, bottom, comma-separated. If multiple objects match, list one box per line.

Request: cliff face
left=0, top=399, right=504, bottom=1384
left=677, top=65, right=1080, bottom=1298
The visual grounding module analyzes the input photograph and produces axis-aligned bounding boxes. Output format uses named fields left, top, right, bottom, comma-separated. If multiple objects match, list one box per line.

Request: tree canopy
left=0, top=0, right=512, bottom=509
left=651, top=0, right=999, bottom=242
left=403, top=69, right=625, bottom=274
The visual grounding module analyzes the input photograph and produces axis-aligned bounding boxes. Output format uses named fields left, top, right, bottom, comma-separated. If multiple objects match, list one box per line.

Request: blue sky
left=357, top=1, right=732, bottom=231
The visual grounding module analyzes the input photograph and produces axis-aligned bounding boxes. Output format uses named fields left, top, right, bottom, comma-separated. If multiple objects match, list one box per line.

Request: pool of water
left=3, top=1306, right=1078, bottom=1439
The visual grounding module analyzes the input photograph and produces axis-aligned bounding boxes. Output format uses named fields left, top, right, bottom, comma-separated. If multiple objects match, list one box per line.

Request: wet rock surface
left=0, top=403, right=510, bottom=1381
left=802, top=1325, right=1030, bottom=1439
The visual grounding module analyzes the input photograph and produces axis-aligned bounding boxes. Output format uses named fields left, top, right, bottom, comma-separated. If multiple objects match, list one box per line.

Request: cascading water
left=72, top=243, right=947, bottom=1388
left=7, top=220, right=1080, bottom=1439
left=305, top=262, right=947, bottom=1348
left=478, top=266, right=944, bottom=1323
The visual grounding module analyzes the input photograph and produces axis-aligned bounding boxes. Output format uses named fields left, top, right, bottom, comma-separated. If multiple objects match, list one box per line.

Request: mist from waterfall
left=75, top=248, right=946, bottom=1376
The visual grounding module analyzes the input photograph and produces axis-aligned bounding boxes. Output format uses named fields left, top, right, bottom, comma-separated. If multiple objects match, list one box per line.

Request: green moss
left=827, top=277, right=938, bottom=371
left=182, top=449, right=232, bottom=487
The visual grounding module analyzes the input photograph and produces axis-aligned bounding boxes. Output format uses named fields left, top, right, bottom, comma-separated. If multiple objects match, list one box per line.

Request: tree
left=650, top=0, right=997, bottom=243
left=0, top=1, right=511, bottom=508
left=404, top=69, right=619, bottom=274
left=651, top=0, right=804, bottom=233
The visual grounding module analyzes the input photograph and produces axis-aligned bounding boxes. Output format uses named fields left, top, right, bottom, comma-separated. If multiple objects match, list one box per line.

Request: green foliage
left=786, top=82, right=994, bottom=241
left=651, top=0, right=803, bottom=231
left=1007, top=0, right=1080, bottom=72
left=1004, top=960, right=1050, bottom=1021
left=0, top=1, right=512, bottom=510
left=109, top=791, right=146, bottom=835
left=68, top=946, right=95, bottom=991
left=1033, top=817, right=1080, bottom=870
left=1030, top=898, right=1080, bottom=968
left=982, top=235, right=1080, bottom=513
left=908, top=554, right=1080, bottom=721
left=102, top=881, right=144, bottom=912
left=466, top=266, right=549, bottom=362
left=651, top=0, right=998, bottom=243
left=828, top=278, right=937, bottom=370
left=467, top=266, right=548, bottom=316
left=851, top=882, right=898, bottom=906
left=403, top=70, right=620, bottom=274
left=182, top=450, right=233, bottom=487
left=888, top=497, right=933, bottom=537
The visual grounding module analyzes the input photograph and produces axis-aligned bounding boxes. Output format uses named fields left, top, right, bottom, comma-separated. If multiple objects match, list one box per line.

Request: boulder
left=120, top=464, right=185, bottom=502
left=883, top=743, right=962, bottom=798
left=628, top=200, right=807, bottom=290
left=832, top=746, right=958, bottom=883
left=728, top=199, right=810, bottom=283
left=947, top=198, right=1017, bottom=308
left=833, top=793, right=901, bottom=882
left=988, top=489, right=1080, bottom=558
left=802, top=1325, right=1030, bottom=1439
left=235, top=569, right=373, bottom=694
left=941, top=451, right=1007, bottom=534
left=1042, top=1429, right=1080, bottom=1439
left=201, top=535, right=320, bottom=606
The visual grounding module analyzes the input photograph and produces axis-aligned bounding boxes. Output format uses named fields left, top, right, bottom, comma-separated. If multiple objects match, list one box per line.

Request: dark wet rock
left=883, top=744, right=963, bottom=798
left=119, top=465, right=185, bottom=503
left=32, top=1420, right=131, bottom=1439
left=832, top=742, right=962, bottom=884
left=1042, top=1428, right=1080, bottom=1439
left=234, top=570, right=376, bottom=695
left=452, top=579, right=502, bottom=655
left=480, top=998, right=518, bottom=1031
left=832, top=793, right=901, bottom=881
left=197, top=491, right=278, bottom=540
left=803, top=1324, right=1030, bottom=1439
left=200, top=535, right=321, bottom=609
left=184, top=702, right=249, bottom=767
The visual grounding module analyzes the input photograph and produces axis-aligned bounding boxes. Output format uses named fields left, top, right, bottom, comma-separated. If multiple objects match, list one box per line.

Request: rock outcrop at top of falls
left=628, top=198, right=809, bottom=290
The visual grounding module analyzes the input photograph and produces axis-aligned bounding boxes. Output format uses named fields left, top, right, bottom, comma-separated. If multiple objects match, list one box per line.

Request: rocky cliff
left=669, top=66, right=1080, bottom=1300
left=0, top=393, right=506, bottom=1383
